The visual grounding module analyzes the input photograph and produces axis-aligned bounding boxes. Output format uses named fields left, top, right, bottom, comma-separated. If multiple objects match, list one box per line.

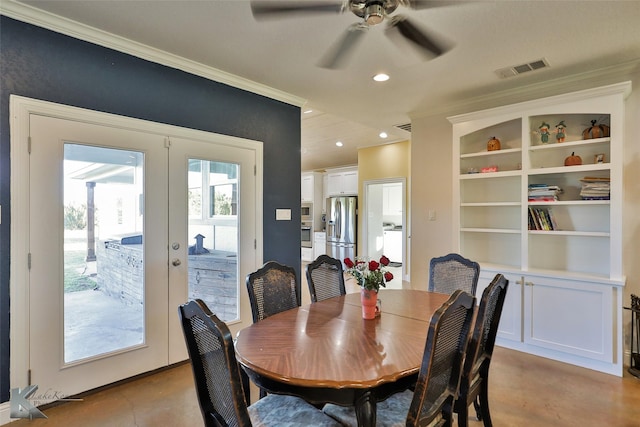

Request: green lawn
left=64, top=237, right=98, bottom=293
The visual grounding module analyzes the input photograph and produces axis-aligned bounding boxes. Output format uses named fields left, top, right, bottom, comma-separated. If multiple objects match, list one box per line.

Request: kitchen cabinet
left=383, top=230, right=402, bottom=263
left=301, top=174, right=314, bottom=202
left=301, top=247, right=313, bottom=262
left=383, top=183, right=402, bottom=215
left=451, top=82, right=631, bottom=376
left=313, top=232, right=326, bottom=259
left=326, top=168, right=358, bottom=196
left=301, top=171, right=324, bottom=231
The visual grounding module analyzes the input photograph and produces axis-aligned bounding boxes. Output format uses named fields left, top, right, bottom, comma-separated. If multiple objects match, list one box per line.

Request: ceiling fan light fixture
left=364, top=3, right=385, bottom=25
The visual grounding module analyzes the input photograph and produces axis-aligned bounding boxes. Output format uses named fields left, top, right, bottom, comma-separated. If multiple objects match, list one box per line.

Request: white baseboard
left=0, top=401, right=13, bottom=425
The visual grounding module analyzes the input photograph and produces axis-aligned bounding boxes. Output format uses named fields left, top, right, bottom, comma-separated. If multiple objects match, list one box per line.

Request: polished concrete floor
left=7, top=345, right=640, bottom=426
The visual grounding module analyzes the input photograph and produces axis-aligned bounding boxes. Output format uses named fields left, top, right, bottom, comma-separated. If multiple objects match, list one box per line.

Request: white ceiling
left=5, top=0, right=640, bottom=171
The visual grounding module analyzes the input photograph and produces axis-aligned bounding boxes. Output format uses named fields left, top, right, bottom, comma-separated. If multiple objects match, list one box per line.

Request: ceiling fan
left=250, top=0, right=455, bottom=69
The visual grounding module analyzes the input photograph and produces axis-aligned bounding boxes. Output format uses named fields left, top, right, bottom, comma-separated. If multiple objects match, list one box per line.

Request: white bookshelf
left=449, top=82, right=631, bottom=376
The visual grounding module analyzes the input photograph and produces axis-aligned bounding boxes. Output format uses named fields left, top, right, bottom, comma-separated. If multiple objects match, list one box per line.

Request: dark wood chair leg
left=473, top=396, right=482, bottom=421
left=479, top=377, right=493, bottom=427
left=457, top=400, right=469, bottom=427
left=239, top=364, right=251, bottom=404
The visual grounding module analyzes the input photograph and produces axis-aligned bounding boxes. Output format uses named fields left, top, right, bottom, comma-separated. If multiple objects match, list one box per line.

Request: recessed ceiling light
left=379, top=132, right=388, bottom=138
left=336, top=141, right=343, bottom=147
left=303, top=109, right=313, bottom=114
left=373, top=73, right=389, bottom=82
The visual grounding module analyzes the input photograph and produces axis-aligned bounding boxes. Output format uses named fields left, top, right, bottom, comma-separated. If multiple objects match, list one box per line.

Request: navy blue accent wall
left=0, top=16, right=302, bottom=403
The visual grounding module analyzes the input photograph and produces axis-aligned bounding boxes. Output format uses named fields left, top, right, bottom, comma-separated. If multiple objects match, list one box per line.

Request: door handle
left=172, top=258, right=181, bottom=267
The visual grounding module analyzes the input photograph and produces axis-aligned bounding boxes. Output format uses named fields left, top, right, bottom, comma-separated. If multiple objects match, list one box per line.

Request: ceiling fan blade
left=318, top=24, right=368, bottom=69
left=251, top=1, right=345, bottom=19
left=405, top=0, right=468, bottom=10
left=386, top=15, right=449, bottom=58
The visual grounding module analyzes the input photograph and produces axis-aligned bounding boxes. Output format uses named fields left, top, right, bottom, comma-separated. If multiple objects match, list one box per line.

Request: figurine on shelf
left=535, top=122, right=551, bottom=144
left=554, top=120, right=567, bottom=143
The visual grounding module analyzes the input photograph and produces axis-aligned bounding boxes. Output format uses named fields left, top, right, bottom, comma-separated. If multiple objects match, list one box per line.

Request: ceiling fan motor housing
left=350, top=0, right=400, bottom=25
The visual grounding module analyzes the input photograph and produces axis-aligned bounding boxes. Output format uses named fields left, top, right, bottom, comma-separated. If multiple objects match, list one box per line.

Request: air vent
left=495, top=58, right=550, bottom=79
left=395, top=123, right=412, bottom=133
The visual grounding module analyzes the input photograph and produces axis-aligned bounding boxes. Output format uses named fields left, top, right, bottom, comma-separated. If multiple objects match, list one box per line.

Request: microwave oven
left=301, top=203, right=313, bottom=221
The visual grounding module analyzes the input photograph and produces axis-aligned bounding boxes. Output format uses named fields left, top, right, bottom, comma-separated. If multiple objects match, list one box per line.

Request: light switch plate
left=276, top=209, right=291, bottom=221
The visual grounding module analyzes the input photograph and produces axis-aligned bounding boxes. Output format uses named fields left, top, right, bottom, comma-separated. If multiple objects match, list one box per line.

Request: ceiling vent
left=395, top=123, right=412, bottom=133
left=495, top=58, right=549, bottom=79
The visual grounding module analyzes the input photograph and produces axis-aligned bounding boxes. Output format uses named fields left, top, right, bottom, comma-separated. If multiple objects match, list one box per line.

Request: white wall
left=409, top=117, right=455, bottom=289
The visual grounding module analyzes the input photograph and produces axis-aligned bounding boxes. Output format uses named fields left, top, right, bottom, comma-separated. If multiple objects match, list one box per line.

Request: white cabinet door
left=523, top=276, right=613, bottom=362
left=383, top=231, right=402, bottom=263
left=383, top=184, right=402, bottom=215
left=327, top=173, right=342, bottom=196
left=314, top=232, right=326, bottom=259
left=327, top=170, right=358, bottom=196
left=342, top=171, right=358, bottom=195
left=301, top=247, right=314, bottom=262
left=301, top=174, right=313, bottom=202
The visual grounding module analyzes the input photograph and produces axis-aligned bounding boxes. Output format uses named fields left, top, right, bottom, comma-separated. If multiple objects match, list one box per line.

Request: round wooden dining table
left=234, top=289, right=450, bottom=427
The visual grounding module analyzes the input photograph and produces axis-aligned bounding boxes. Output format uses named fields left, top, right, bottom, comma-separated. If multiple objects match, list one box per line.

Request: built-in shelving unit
left=449, top=82, right=631, bottom=376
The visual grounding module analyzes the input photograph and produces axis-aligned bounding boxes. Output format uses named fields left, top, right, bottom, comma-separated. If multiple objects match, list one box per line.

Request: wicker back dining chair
left=323, top=290, right=476, bottom=427
left=306, top=255, right=347, bottom=303
left=454, top=274, right=509, bottom=427
left=245, top=261, right=300, bottom=399
left=178, top=299, right=341, bottom=427
left=246, top=261, right=300, bottom=323
left=429, top=253, right=480, bottom=296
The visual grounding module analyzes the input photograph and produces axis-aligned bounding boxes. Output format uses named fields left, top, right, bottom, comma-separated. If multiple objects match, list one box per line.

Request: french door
left=13, top=98, right=260, bottom=398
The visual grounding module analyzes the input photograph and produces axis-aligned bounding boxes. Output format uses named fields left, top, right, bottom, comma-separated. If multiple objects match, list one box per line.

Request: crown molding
left=412, top=58, right=640, bottom=121
left=0, top=0, right=307, bottom=108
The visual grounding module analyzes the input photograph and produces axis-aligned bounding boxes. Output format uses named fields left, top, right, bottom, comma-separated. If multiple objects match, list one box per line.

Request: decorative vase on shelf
left=360, top=288, right=378, bottom=320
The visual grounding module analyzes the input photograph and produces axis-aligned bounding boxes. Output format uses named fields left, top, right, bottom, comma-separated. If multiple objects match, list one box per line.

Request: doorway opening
left=363, top=178, right=407, bottom=286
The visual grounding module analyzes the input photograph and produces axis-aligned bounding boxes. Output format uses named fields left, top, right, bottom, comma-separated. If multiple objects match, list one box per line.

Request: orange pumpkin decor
left=487, top=136, right=501, bottom=151
left=564, top=152, right=582, bottom=166
left=582, top=120, right=610, bottom=140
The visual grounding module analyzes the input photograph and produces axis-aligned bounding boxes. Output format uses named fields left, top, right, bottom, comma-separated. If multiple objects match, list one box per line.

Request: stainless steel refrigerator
left=326, top=196, right=357, bottom=265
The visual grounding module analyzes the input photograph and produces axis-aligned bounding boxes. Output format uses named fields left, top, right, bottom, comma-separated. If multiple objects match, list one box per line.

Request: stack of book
left=528, top=207, right=559, bottom=231
left=528, top=184, right=563, bottom=202
left=580, top=177, right=610, bottom=200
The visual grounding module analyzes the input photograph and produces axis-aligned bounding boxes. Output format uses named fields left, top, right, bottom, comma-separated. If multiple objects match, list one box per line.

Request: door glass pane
left=63, top=144, right=145, bottom=363
left=187, top=159, right=239, bottom=321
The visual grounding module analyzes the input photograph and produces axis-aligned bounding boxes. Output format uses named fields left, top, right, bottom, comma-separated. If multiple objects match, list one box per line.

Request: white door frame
left=362, top=178, right=408, bottom=282
left=9, top=95, right=263, bottom=393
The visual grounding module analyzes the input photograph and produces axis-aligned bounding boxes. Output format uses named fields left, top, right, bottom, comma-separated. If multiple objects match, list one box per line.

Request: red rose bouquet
left=344, top=256, right=394, bottom=292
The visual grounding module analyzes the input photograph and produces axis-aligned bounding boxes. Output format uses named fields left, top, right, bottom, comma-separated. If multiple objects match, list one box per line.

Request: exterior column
left=86, top=181, right=97, bottom=262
